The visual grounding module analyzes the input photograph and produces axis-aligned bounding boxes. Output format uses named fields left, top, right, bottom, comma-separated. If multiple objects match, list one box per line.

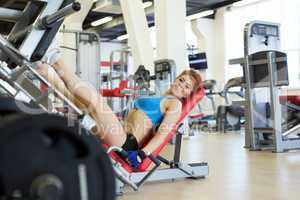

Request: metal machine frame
left=1, top=0, right=78, bottom=62
left=108, top=123, right=209, bottom=195
left=0, top=1, right=96, bottom=130
left=243, top=21, right=300, bottom=152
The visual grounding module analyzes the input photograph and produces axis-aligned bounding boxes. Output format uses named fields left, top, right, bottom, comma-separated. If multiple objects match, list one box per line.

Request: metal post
left=244, top=55, right=258, bottom=150
left=267, top=52, right=284, bottom=152
left=173, top=127, right=183, bottom=165
left=75, top=32, right=81, bottom=76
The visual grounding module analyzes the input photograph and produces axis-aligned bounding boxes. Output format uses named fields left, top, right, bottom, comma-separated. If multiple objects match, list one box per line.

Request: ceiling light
left=117, top=34, right=129, bottom=41
left=232, top=0, right=261, bottom=7
left=186, top=10, right=214, bottom=21
left=91, top=16, right=113, bottom=27
left=143, top=1, right=153, bottom=9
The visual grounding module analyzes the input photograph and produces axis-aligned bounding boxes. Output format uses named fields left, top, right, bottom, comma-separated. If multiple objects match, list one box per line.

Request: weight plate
left=0, top=114, right=115, bottom=200
left=0, top=97, right=44, bottom=116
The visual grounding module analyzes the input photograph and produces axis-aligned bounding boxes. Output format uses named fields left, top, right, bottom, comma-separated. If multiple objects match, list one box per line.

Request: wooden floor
left=119, top=132, right=300, bottom=200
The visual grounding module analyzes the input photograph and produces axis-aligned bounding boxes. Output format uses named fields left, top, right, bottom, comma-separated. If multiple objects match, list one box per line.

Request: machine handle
left=147, top=153, right=161, bottom=166
left=38, top=2, right=81, bottom=29
left=106, top=146, right=128, bottom=158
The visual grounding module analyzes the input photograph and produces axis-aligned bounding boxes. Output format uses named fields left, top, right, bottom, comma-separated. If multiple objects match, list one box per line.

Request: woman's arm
left=142, top=98, right=182, bottom=153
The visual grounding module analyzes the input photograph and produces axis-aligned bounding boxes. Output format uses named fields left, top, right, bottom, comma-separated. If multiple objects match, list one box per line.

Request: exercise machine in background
left=59, top=29, right=101, bottom=89
left=216, top=77, right=245, bottom=133
left=231, top=21, right=300, bottom=152
left=100, top=58, right=177, bottom=121
left=188, top=78, right=245, bottom=133
left=188, top=79, right=217, bottom=132
left=100, top=49, right=133, bottom=118
left=187, top=50, right=245, bottom=134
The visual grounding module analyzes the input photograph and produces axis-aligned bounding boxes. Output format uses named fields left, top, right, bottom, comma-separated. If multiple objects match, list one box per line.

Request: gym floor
left=119, top=131, right=300, bottom=200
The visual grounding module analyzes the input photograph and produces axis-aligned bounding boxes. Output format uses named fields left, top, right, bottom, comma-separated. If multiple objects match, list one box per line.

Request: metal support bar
left=267, top=52, right=284, bottom=152
left=279, top=140, right=300, bottom=150
left=173, top=128, right=183, bottom=165
left=0, top=35, right=25, bottom=66
left=282, top=124, right=300, bottom=138
left=244, top=55, right=257, bottom=150
left=106, top=146, right=139, bottom=191
left=135, top=154, right=161, bottom=188
left=130, top=163, right=208, bottom=183
left=0, top=79, right=17, bottom=96
left=38, top=2, right=81, bottom=29
left=177, top=163, right=201, bottom=178
left=156, top=155, right=172, bottom=165
left=112, top=164, right=138, bottom=191
left=0, top=7, right=22, bottom=22
left=248, top=57, right=287, bottom=66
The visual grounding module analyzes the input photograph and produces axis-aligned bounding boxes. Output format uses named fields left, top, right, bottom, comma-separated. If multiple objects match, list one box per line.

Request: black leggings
left=122, top=134, right=139, bottom=151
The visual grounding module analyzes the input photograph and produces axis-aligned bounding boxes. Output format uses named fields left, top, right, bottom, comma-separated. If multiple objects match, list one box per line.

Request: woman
left=37, top=59, right=202, bottom=167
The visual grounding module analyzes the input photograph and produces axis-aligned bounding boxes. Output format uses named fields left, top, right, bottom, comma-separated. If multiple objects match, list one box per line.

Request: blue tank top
left=133, top=96, right=167, bottom=126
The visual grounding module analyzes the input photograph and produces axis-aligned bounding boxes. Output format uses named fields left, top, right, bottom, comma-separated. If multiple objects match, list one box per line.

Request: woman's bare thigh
left=124, top=109, right=153, bottom=145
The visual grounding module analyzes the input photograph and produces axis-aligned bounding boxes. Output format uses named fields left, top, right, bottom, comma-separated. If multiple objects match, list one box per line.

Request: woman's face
left=170, top=74, right=195, bottom=98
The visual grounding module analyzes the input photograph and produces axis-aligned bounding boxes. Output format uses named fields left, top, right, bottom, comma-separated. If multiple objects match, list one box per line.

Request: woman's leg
left=50, top=59, right=127, bottom=147
left=90, top=96, right=127, bottom=147
left=66, top=75, right=127, bottom=146
left=36, top=62, right=87, bottom=110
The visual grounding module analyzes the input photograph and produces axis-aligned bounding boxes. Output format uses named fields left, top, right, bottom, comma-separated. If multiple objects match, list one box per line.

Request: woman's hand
left=126, top=150, right=148, bottom=168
